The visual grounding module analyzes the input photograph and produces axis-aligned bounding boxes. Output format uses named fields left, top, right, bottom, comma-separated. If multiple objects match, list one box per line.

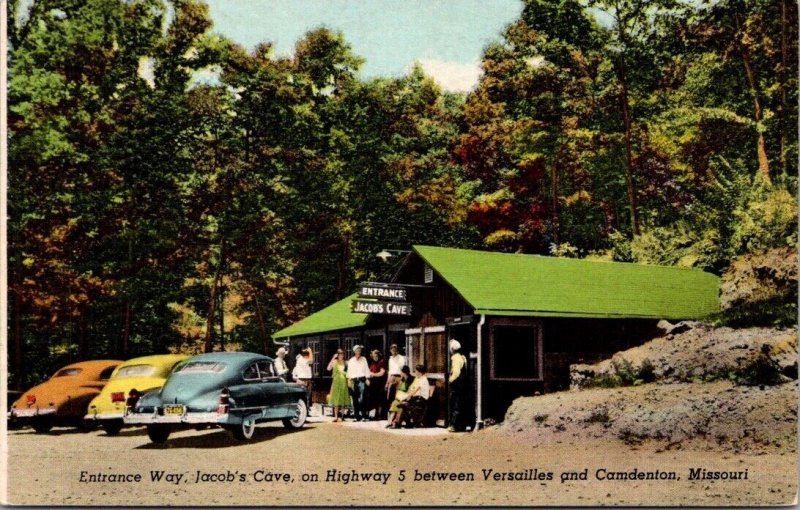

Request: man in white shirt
left=292, top=348, right=314, bottom=412
left=273, top=347, right=289, bottom=380
left=346, top=345, right=371, bottom=421
left=385, top=343, right=406, bottom=404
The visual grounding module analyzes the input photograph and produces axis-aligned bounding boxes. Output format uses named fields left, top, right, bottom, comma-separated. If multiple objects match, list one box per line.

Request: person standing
left=368, top=350, right=387, bottom=420
left=326, top=349, right=350, bottom=422
left=273, top=347, right=289, bottom=380
left=448, top=339, right=469, bottom=432
left=292, top=348, right=314, bottom=412
left=346, top=345, right=371, bottom=421
left=385, top=344, right=406, bottom=407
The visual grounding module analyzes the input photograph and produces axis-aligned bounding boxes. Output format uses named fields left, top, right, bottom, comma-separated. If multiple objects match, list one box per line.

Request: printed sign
left=357, top=283, right=407, bottom=301
left=351, top=299, right=412, bottom=316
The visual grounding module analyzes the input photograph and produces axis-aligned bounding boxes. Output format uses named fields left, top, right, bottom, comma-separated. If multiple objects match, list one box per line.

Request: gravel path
left=5, top=418, right=796, bottom=506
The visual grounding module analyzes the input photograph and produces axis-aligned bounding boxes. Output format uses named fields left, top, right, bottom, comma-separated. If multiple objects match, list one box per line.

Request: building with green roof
left=273, top=245, right=720, bottom=427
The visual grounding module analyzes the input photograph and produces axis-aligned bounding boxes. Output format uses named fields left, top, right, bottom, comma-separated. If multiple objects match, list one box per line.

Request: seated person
left=386, top=364, right=429, bottom=429
left=385, top=365, right=414, bottom=426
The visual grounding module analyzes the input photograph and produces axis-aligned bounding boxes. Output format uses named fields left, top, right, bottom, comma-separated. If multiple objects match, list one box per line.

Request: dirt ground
left=4, top=415, right=797, bottom=507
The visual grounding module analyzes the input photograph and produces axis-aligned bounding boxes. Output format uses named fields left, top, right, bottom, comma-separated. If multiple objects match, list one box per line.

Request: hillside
left=500, top=324, right=798, bottom=453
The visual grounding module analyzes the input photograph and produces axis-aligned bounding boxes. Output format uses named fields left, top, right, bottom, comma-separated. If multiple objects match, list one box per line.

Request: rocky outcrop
left=570, top=322, right=797, bottom=389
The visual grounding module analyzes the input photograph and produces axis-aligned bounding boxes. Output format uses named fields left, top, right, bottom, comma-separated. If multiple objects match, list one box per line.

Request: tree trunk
left=779, top=0, right=788, bottom=175
left=736, top=13, right=771, bottom=184
left=122, top=302, right=131, bottom=358
left=13, top=291, right=24, bottom=390
left=550, top=159, right=560, bottom=246
left=617, top=57, right=640, bottom=235
left=78, top=302, right=88, bottom=360
left=336, top=231, right=350, bottom=300
left=204, top=237, right=226, bottom=353
left=121, top=234, right=132, bottom=358
left=218, top=285, right=225, bottom=351
left=252, top=290, right=269, bottom=354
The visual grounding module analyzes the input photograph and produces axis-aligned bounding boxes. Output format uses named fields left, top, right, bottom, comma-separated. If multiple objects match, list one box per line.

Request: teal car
left=124, top=352, right=308, bottom=443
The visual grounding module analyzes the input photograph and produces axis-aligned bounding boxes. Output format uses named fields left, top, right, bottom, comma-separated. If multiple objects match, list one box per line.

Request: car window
left=243, top=363, right=260, bottom=381
left=54, top=368, right=82, bottom=377
left=256, top=361, right=275, bottom=380
left=175, top=361, right=226, bottom=374
left=116, top=365, right=157, bottom=378
left=99, top=366, right=117, bottom=380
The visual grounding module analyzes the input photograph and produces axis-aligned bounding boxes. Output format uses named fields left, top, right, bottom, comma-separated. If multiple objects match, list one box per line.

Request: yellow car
left=85, top=354, right=188, bottom=435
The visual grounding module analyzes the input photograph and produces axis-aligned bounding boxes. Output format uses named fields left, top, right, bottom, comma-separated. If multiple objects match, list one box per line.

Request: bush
left=735, top=344, right=785, bottom=386
left=585, top=406, right=610, bottom=424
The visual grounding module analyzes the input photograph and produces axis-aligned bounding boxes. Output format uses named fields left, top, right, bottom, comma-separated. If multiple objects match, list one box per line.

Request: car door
left=255, top=361, right=292, bottom=418
left=230, top=362, right=266, bottom=413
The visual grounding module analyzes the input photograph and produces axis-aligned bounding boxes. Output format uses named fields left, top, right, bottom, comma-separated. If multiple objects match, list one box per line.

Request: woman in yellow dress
left=326, top=349, right=350, bottom=422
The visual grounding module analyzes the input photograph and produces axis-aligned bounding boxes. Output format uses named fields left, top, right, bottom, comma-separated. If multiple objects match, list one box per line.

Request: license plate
left=164, top=405, right=185, bottom=416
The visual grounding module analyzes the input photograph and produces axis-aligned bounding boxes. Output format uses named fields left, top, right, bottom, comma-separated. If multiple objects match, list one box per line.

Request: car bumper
left=9, top=407, right=57, bottom=419
left=124, top=412, right=222, bottom=425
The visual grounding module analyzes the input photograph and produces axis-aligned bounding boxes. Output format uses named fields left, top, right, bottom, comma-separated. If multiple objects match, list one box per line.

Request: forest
left=8, top=0, right=798, bottom=389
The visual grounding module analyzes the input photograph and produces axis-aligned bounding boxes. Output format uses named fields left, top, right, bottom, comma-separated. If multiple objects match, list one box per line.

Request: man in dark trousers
left=448, top=339, right=469, bottom=432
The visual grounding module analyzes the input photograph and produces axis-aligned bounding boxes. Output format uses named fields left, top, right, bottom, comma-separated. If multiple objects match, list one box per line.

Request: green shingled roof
left=414, top=245, right=719, bottom=319
left=273, top=246, right=720, bottom=339
left=273, top=293, right=367, bottom=339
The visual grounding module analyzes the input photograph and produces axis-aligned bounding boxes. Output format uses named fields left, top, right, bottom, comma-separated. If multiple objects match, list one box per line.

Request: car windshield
left=54, top=368, right=82, bottom=377
left=175, top=361, right=226, bottom=374
left=116, top=365, right=157, bottom=378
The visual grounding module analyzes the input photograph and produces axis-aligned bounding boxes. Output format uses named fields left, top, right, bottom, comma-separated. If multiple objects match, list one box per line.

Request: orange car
left=8, top=360, right=122, bottom=433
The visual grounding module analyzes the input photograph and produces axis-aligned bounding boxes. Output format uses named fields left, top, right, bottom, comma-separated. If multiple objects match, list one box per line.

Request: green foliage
left=6, top=0, right=799, bottom=388
left=586, top=374, right=622, bottom=389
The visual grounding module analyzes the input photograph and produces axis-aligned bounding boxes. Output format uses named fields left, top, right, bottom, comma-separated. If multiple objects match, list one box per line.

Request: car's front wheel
left=103, top=419, right=124, bottom=436
left=283, top=399, right=307, bottom=429
left=230, top=418, right=256, bottom=441
left=146, top=424, right=171, bottom=443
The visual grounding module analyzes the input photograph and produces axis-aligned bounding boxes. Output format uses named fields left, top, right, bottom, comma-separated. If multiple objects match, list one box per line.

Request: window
left=243, top=363, right=260, bottom=381
left=99, top=366, right=117, bottom=380
left=177, top=362, right=226, bottom=374
left=490, top=320, right=542, bottom=381
left=54, top=368, right=82, bottom=377
left=342, top=335, right=358, bottom=358
left=256, top=361, right=275, bottom=379
left=307, top=338, right=321, bottom=376
left=117, top=365, right=157, bottom=378
left=424, top=264, right=434, bottom=284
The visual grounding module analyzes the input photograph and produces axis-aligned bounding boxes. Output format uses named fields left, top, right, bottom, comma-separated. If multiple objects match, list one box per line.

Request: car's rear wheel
left=283, top=399, right=307, bottom=429
left=103, top=419, right=124, bottom=436
left=230, top=418, right=256, bottom=441
left=146, top=424, right=171, bottom=443
left=32, top=420, right=53, bottom=434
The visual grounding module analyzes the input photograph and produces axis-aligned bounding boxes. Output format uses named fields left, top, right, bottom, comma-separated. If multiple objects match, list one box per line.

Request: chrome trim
left=10, top=408, right=57, bottom=418
left=124, top=411, right=221, bottom=425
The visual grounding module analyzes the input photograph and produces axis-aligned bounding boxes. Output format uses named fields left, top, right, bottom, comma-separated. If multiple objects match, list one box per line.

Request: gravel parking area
left=5, top=417, right=796, bottom=506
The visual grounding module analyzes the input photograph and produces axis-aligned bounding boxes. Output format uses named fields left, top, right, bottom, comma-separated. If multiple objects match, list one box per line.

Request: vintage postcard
left=2, top=0, right=797, bottom=506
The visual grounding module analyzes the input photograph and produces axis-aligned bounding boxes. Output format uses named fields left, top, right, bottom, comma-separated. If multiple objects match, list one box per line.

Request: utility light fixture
left=375, top=249, right=411, bottom=262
